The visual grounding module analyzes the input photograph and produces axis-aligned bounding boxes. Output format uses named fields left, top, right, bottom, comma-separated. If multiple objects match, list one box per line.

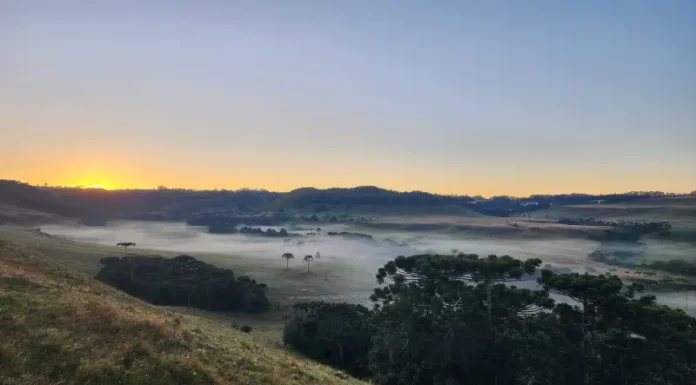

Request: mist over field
left=37, top=220, right=696, bottom=314
left=40, top=220, right=603, bottom=271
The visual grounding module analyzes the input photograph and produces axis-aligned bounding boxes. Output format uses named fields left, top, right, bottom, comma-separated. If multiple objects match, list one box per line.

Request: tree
left=304, top=254, right=314, bottom=272
left=375, top=253, right=544, bottom=326
left=283, top=253, right=696, bottom=385
left=283, top=302, right=374, bottom=378
left=116, top=242, right=136, bottom=256
left=369, top=253, right=555, bottom=385
left=539, top=270, right=696, bottom=385
left=282, top=253, right=295, bottom=269
left=315, top=251, right=321, bottom=260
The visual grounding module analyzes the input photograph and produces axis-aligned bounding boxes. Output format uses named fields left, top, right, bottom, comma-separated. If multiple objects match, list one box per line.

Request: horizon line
left=7, top=179, right=692, bottom=200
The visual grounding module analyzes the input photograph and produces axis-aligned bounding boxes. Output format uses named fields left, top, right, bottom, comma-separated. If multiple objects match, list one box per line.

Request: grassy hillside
left=0, top=240, right=366, bottom=385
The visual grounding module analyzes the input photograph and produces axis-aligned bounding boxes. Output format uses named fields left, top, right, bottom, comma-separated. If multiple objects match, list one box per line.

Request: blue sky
left=1, top=1, right=694, bottom=195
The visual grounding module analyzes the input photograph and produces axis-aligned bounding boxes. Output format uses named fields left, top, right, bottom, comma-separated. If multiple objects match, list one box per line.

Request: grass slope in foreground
left=0, top=240, right=366, bottom=385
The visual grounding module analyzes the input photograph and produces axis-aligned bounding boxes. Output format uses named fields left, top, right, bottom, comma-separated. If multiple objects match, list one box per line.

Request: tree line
left=283, top=253, right=696, bottom=385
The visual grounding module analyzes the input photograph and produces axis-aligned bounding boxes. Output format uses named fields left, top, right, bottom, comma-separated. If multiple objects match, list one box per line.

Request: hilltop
left=0, top=239, right=366, bottom=385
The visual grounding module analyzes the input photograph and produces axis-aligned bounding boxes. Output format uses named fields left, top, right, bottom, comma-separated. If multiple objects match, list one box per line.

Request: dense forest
left=284, top=253, right=696, bottom=385
left=96, top=255, right=270, bottom=313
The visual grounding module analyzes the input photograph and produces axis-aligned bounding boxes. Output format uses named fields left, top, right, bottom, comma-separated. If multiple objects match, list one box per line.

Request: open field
left=533, top=197, right=696, bottom=242
left=0, top=239, right=367, bottom=385
left=370, top=215, right=613, bottom=239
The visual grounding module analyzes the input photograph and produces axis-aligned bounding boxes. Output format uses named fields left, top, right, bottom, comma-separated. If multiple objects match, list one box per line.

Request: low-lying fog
left=40, top=221, right=696, bottom=314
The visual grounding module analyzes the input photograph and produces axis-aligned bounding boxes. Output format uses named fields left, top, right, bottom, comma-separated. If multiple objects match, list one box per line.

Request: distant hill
left=0, top=179, right=686, bottom=222
left=0, top=239, right=366, bottom=385
left=0, top=180, right=78, bottom=218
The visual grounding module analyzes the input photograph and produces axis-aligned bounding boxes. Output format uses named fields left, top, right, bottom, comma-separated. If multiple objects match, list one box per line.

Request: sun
left=77, top=180, right=115, bottom=190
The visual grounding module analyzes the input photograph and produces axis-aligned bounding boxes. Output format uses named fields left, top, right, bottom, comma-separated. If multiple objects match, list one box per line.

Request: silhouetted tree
left=304, top=254, right=314, bottom=272
left=116, top=242, right=136, bottom=256
left=282, top=253, right=295, bottom=269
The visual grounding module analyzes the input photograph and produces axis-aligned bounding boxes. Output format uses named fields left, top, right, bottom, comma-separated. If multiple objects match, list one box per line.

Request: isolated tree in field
left=282, top=253, right=295, bottom=269
left=315, top=251, right=320, bottom=260
left=116, top=242, right=136, bottom=256
left=304, top=254, right=314, bottom=272
left=296, top=240, right=305, bottom=247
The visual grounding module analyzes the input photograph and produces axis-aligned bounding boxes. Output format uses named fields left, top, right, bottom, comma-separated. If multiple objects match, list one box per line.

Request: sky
left=1, top=1, right=694, bottom=196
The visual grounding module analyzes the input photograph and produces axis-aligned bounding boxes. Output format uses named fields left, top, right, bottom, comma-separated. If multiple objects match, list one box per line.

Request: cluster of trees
left=239, top=226, right=289, bottom=237
left=283, top=302, right=374, bottom=377
left=207, top=223, right=237, bottom=234
left=284, top=253, right=696, bottom=384
left=586, top=221, right=673, bottom=266
left=584, top=220, right=672, bottom=240
left=560, top=217, right=671, bottom=234
left=642, top=259, right=696, bottom=277
left=326, top=231, right=375, bottom=241
left=96, top=255, right=270, bottom=313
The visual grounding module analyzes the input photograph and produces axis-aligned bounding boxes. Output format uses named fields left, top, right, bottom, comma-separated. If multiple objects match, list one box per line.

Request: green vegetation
left=0, top=240, right=367, bottom=385
left=207, top=223, right=237, bottom=234
left=326, top=232, right=374, bottom=241
left=96, top=255, right=270, bottom=313
left=642, top=259, right=696, bottom=276
left=239, top=226, right=290, bottom=237
left=285, top=253, right=696, bottom=385
left=284, top=302, right=373, bottom=378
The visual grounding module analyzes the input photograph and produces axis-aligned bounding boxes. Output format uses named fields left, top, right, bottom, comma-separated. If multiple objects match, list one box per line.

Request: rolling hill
left=0, top=239, right=366, bottom=385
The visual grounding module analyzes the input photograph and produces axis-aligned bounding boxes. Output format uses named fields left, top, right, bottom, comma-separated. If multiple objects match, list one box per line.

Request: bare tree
left=282, top=253, right=295, bottom=269
left=303, top=254, right=314, bottom=272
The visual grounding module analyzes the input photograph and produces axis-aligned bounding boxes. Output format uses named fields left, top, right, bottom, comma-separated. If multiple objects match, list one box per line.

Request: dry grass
left=0, top=240, right=366, bottom=385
